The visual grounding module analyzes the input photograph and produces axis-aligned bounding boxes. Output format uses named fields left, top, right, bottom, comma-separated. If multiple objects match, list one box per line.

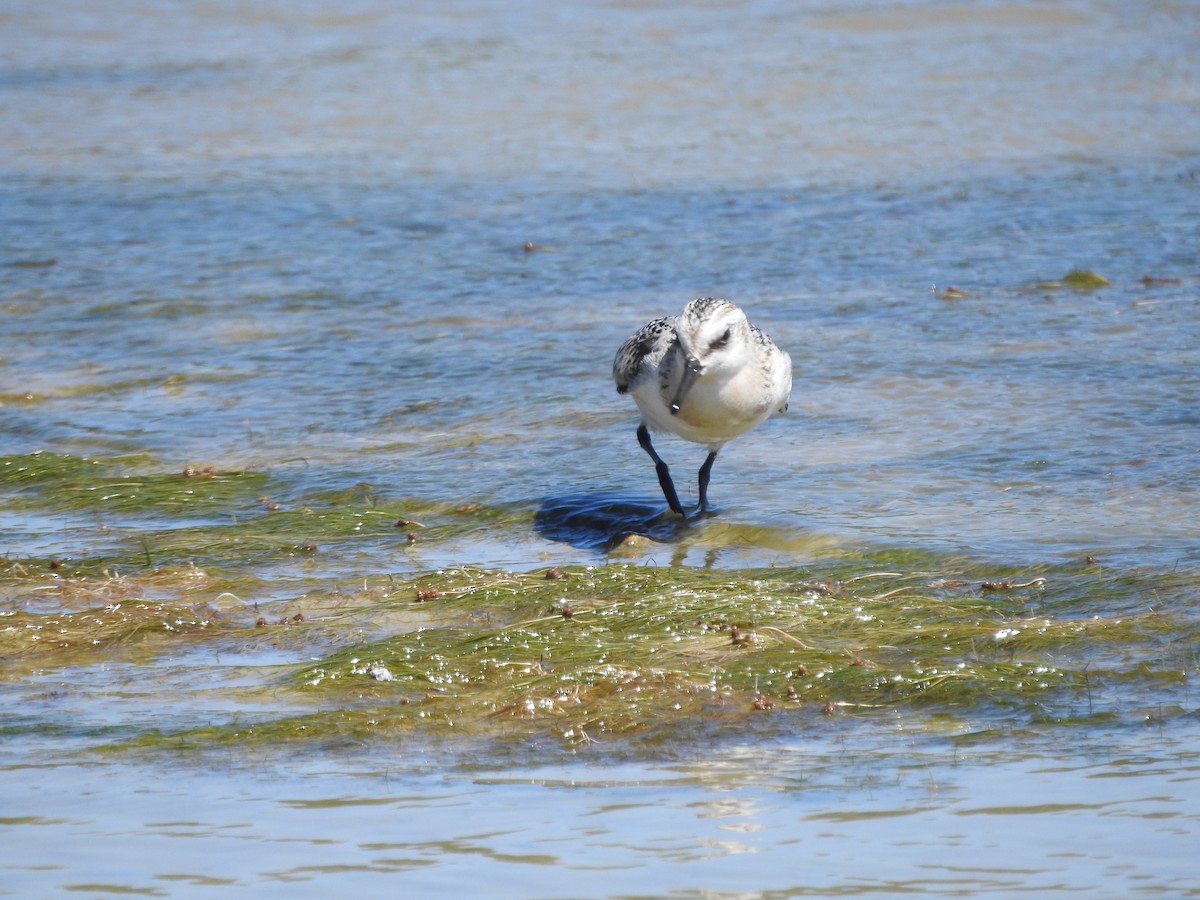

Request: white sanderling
left=613, top=296, right=792, bottom=516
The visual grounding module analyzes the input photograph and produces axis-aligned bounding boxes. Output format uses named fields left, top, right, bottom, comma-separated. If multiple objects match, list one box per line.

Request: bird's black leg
left=637, top=424, right=685, bottom=515
left=697, top=450, right=719, bottom=515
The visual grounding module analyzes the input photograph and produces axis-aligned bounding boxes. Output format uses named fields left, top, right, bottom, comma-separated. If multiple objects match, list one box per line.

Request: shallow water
left=2, top=0, right=1200, bottom=896
left=3, top=730, right=1199, bottom=898
left=5, top=166, right=1196, bottom=572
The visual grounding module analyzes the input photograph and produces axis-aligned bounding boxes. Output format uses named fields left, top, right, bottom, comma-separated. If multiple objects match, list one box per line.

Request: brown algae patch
left=0, top=596, right=231, bottom=675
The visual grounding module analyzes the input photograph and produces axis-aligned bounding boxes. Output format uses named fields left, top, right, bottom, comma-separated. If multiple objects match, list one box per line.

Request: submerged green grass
left=2, top=452, right=1197, bottom=754
left=0, top=450, right=520, bottom=576
left=280, top=564, right=1194, bottom=743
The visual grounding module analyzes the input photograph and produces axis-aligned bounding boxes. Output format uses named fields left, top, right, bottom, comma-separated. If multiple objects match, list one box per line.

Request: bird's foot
left=683, top=503, right=717, bottom=523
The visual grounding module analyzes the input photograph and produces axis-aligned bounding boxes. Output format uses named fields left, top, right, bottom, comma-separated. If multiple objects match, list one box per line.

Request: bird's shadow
left=534, top=491, right=698, bottom=551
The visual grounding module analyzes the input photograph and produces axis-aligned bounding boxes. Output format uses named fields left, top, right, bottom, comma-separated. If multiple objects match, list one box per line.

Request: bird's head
left=669, top=297, right=750, bottom=414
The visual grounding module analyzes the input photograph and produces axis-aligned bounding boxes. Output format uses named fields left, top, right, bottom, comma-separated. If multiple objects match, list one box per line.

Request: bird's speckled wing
left=749, top=323, right=792, bottom=414
left=613, top=315, right=673, bottom=394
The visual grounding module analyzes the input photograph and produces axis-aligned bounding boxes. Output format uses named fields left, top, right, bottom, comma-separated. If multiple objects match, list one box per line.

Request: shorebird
left=613, top=297, right=792, bottom=516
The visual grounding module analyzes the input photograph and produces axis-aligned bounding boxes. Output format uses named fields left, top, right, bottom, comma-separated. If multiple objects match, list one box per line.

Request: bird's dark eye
left=710, top=328, right=731, bottom=351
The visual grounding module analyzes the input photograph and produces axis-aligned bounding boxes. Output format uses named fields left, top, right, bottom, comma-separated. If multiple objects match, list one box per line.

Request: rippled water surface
left=5, top=732, right=1200, bottom=897
left=2, top=0, right=1199, bottom=896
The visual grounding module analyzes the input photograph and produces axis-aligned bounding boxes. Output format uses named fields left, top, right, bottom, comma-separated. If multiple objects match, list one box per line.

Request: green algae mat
left=2, top=452, right=1196, bottom=754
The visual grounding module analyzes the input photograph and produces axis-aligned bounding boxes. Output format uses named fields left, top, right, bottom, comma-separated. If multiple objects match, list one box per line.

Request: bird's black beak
left=669, top=356, right=702, bottom=415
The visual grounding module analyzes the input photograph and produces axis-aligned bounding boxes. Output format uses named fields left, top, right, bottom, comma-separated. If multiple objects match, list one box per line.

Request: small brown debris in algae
left=793, top=664, right=808, bottom=677
left=545, top=567, right=570, bottom=580
left=560, top=606, right=574, bottom=619
left=823, top=700, right=838, bottom=716
left=753, top=694, right=774, bottom=711
left=803, top=580, right=844, bottom=596
left=850, top=657, right=878, bottom=667
left=255, top=617, right=268, bottom=627
left=415, top=588, right=440, bottom=602
left=786, top=685, right=798, bottom=700
left=729, top=626, right=753, bottom=646
left=301, top=541, right=317, bottom=553
left=980, top=580, right=1013, bottom=592
left=395, top=518, right=425, bottom=529
left=48, top=558, right=62, bottom=570
left=984, top=577, right=1047, bottom=592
